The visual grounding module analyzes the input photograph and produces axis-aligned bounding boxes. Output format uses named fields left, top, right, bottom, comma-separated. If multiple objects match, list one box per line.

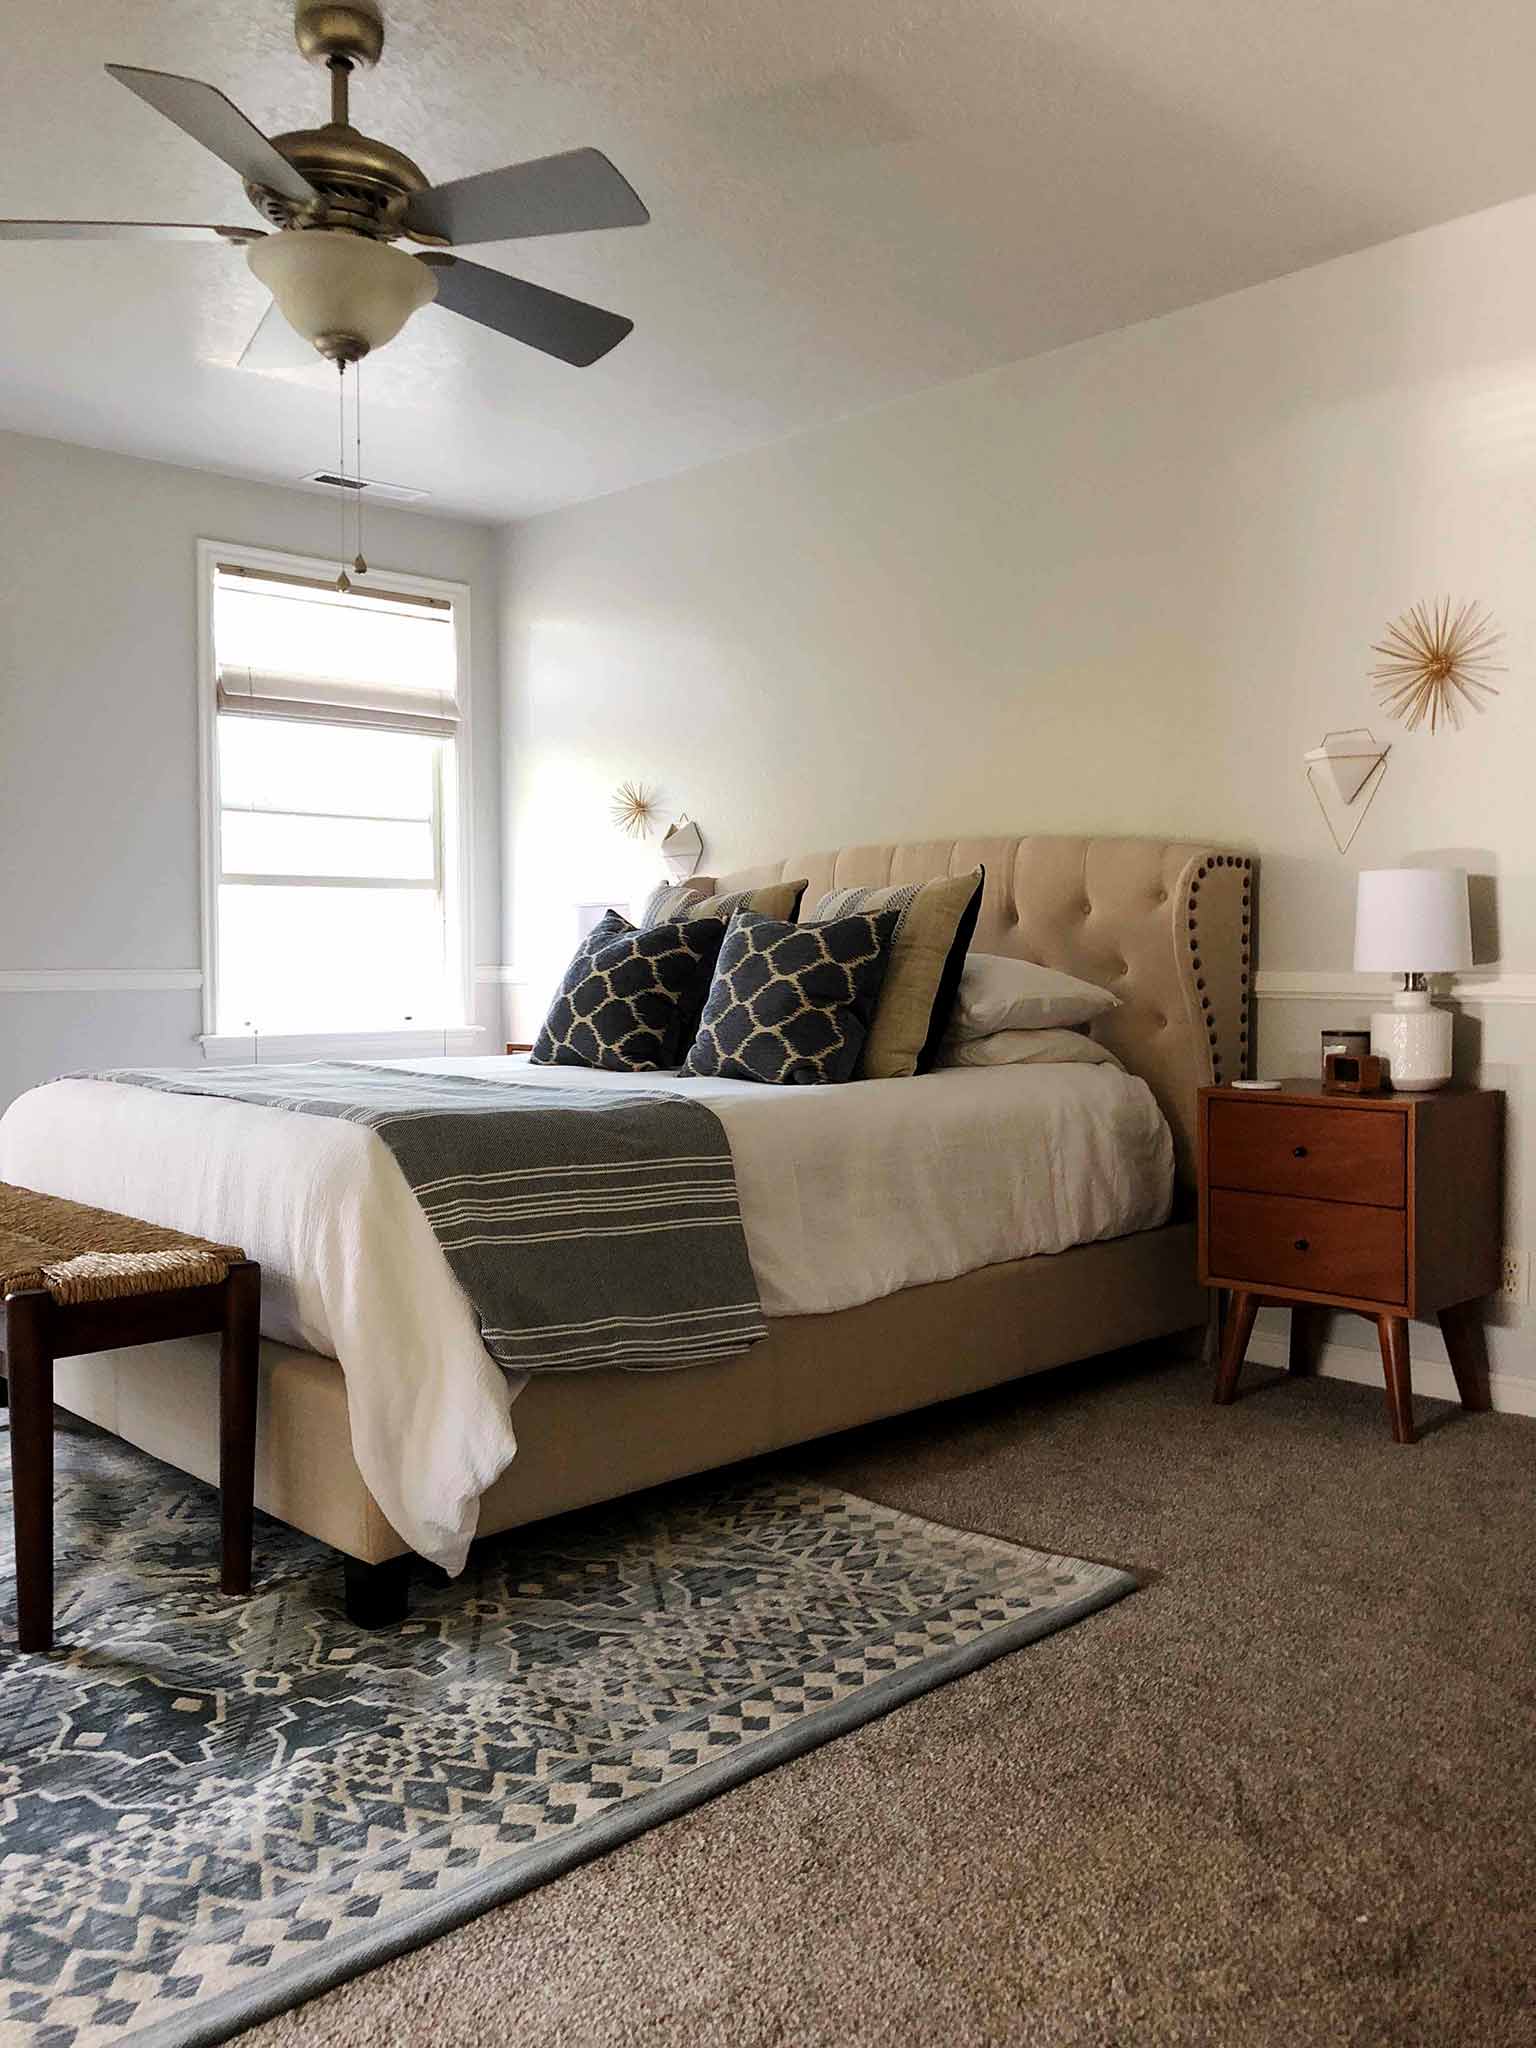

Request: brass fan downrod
left=245, top=2, right=426, bottom=238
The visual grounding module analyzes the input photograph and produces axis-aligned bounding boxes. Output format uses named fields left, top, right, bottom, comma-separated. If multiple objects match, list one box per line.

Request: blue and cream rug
left=0, top=1418, right=1133, bottom=2047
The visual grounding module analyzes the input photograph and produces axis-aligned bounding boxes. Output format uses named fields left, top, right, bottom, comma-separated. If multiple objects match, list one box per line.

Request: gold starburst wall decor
left=1369, top=597, right=1504, bottom=734
left=610, top=780, right=661, bottom=838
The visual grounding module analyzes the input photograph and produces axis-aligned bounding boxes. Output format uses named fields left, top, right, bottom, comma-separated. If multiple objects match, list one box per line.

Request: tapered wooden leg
left=1201, top=1290, right=1228, bottom=1367
left=1438, top=1300, right=1492, bottom=1413
left=1288, top=1303, right=1324, bottom=1377
left=6, top=1290, right=56, bottom=1653
left=1377, top=1315, right=1416, bottom=1444
left=343, top=1554, right=413, bottom=1628
left=1213, top=1289, right=1260, bottom=1405
left=218, top=1261, right=261, bottom=1598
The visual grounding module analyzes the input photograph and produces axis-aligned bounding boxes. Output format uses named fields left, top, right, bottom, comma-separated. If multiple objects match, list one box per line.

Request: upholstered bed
left=7, top=834, right=1251, bottom=1615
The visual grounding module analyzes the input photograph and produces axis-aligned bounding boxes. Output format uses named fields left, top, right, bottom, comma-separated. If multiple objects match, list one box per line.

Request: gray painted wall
left=0, top=431, right=501, bottom=1106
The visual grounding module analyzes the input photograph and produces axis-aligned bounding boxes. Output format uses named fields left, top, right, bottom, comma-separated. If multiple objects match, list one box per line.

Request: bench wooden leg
left=344, top=1554, right=413, bottom=1628
left=7, top=1290, right=56, bottom=1654
left=219, top=1261, right=261, bottom=1598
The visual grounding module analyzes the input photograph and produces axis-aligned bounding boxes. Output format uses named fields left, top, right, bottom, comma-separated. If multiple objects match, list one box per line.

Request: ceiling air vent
left=301, top=471, right=429, bottom=505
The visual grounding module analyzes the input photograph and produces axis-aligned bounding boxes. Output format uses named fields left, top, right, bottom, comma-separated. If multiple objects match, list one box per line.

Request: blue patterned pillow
left=681, top=907, right=900, bottom=1085
left=531, top=910, right=729, bottom=1071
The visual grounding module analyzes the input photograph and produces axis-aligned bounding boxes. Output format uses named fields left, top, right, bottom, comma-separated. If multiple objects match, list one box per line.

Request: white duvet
left=0, top=1052, right=1171, bottom=1569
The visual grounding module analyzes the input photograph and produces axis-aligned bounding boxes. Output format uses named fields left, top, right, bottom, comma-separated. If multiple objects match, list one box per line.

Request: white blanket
left=0, top=1055, right=1171, bottom=1569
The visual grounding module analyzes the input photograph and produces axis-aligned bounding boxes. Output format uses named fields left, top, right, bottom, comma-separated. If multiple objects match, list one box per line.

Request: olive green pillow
left=807, top=867, right=984, bottom=1079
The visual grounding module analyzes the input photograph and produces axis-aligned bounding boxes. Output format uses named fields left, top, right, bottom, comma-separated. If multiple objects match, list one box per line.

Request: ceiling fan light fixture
left=247, top=228, right=435, bottom=363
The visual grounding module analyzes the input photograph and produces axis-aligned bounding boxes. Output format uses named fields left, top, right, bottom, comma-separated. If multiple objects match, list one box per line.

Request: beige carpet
left=250, top=1348, right=1536, bottom=2048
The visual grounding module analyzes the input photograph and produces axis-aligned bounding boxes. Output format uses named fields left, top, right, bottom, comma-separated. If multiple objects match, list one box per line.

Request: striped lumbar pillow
left=643, top=880, right=809, bottom=927
left=638, top=877, right=718, bottom=926
left=807, top=867, right=984, bottom=1079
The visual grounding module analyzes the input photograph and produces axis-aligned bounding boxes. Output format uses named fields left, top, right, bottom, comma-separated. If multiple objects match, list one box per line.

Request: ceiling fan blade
left=237, top=298, right=322, bottom=372
left=420, top=254, right=633, bottom=367
left=0, top=217, right=261, bottom=242
left=407, top=147, right=648, bottom=246
left=105, top=64, right=317, bottom=206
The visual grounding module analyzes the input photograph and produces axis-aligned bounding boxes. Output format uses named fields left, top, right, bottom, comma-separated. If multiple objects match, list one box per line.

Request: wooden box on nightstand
left=1197, top=1082, right=1504, bottom=1442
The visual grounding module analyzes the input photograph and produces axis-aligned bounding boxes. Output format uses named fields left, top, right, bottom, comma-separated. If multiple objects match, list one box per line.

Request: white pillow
left=946, top=953, right=1119, bottom=1039
left=936, top=1028, right=1123, bottom=1070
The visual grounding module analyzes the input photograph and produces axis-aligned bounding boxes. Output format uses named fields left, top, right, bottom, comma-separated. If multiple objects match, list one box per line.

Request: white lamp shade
left=1353, top=868, right=1472, bottom=974
left=247, top=231, right=437, bottom=359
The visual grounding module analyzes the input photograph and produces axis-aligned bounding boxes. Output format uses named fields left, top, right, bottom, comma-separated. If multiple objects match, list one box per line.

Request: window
left=201, top=548, right=471, bottom=1042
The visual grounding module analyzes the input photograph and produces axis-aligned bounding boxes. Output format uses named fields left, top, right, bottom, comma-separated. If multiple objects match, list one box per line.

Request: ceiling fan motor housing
left=245, top=127, right=428, bottom=237
left=242, top=1, right=429, bottom=238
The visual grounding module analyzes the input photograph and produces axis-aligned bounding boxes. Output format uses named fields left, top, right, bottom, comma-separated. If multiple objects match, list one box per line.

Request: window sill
left=199, top=1025, right=489, bottom=1065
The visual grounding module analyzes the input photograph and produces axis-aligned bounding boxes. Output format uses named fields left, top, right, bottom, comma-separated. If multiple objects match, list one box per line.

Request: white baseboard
left=1245, top=1328, right=1536, bottom=1417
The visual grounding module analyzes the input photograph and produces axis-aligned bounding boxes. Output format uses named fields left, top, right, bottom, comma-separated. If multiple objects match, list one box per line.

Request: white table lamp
left=1353, top=868, right=1471, bottom=1090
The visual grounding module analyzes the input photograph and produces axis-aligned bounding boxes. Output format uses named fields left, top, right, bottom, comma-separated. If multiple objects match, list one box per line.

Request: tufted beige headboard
left=713, top=837, right=1253, bottom=1194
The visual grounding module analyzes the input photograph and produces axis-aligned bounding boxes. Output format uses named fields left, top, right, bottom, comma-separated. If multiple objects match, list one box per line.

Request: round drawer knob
left=1292, top=1145, right=1309, bottom=1159
left=1294, top=1237, right=1310, bottom=1252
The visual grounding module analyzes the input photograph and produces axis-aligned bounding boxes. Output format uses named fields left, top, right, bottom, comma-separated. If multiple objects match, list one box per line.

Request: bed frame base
left=342, top=1553, right=414, bottom=1628
left=49, top=1218, right=1207, bottom=1590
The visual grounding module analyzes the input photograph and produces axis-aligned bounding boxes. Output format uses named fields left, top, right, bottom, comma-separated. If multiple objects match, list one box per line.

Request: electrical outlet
left=1498, top=1248, right=1528, bottom=1305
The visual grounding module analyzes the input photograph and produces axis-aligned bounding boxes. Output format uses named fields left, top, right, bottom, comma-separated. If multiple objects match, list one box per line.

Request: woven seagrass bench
left=0, top=1183, right=260, bottom=1654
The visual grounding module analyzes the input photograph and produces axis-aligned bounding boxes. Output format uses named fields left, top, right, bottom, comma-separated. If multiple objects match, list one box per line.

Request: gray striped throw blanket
left=95, top=1064, right=767, bottom=1372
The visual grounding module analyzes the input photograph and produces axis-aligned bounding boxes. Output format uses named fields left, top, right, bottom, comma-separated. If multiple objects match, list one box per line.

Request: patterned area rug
left=0, top=1419, right=1134, bottom=2047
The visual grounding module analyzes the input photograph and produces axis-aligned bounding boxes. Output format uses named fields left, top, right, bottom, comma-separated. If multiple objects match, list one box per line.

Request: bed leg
left=343, top=1554, right=413, bottom=1628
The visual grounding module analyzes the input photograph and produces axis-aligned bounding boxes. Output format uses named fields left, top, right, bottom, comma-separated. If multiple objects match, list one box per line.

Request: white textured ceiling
left=6, top=0, right=1536, bottom=523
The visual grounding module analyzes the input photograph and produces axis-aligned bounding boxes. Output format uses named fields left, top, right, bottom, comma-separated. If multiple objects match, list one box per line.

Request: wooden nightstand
left=1197, top=1082, right=1503, bottom=1442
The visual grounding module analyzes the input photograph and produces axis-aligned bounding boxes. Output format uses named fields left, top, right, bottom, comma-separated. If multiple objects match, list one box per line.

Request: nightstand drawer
left=1207, top=1098, right=1405, bottom=1207
left=1208, top=1189, right=1406, bottom=1303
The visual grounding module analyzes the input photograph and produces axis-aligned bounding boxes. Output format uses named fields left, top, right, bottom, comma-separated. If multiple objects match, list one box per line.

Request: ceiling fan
left=0, top=0, right=649, bottom=370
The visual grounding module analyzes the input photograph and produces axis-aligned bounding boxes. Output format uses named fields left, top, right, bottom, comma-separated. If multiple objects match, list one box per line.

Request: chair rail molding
left=1255, top=970, right=1536, bottom=1006
left=0, top=969, right=204, bottom=993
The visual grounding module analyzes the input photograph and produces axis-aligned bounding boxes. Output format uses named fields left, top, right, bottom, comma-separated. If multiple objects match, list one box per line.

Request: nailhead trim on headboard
left=711, top=836, right=1255, bottom=1191
left=1186, top=853, right=1253, bottom=1092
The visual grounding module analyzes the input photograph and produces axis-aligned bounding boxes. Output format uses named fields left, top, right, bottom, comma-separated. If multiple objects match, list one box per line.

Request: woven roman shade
left=214, top=564, right=459, bottom=736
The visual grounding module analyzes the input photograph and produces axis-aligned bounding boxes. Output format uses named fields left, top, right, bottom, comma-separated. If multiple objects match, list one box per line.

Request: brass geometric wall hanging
left=1303, top=728, right=1390, bottom=853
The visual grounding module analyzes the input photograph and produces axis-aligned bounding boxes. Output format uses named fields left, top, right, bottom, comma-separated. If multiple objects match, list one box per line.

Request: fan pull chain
left=335, top=362, right=351, bottom=592
left=331, top=363, right=368, bottom=592
left=353, top=358, right=367, bottom=577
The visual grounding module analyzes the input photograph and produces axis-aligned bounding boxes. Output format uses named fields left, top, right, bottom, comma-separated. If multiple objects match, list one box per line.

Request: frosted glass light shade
left=247, top=230, right=436, bottom=362
left=1353, top=868, right=1472, bottom=974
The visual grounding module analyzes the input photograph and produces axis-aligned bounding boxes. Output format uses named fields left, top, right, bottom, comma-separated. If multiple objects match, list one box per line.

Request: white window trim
left=196, top=538, right=482, bottom=1057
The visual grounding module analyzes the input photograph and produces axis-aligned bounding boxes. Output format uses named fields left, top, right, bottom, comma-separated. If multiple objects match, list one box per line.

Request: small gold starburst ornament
left=1369, top=598, right=1504, bottom=734
left=610, top=780, right=660, bottom=838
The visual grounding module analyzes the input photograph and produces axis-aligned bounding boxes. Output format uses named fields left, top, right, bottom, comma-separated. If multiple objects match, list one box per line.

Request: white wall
left=503, top=188, right=1536, bottom=1406
left=0, top=432, right=502, bottom=1106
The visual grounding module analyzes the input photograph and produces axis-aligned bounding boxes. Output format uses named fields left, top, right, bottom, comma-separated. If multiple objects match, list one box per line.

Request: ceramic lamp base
left=1370, top=990, right=1453, bottom=1091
